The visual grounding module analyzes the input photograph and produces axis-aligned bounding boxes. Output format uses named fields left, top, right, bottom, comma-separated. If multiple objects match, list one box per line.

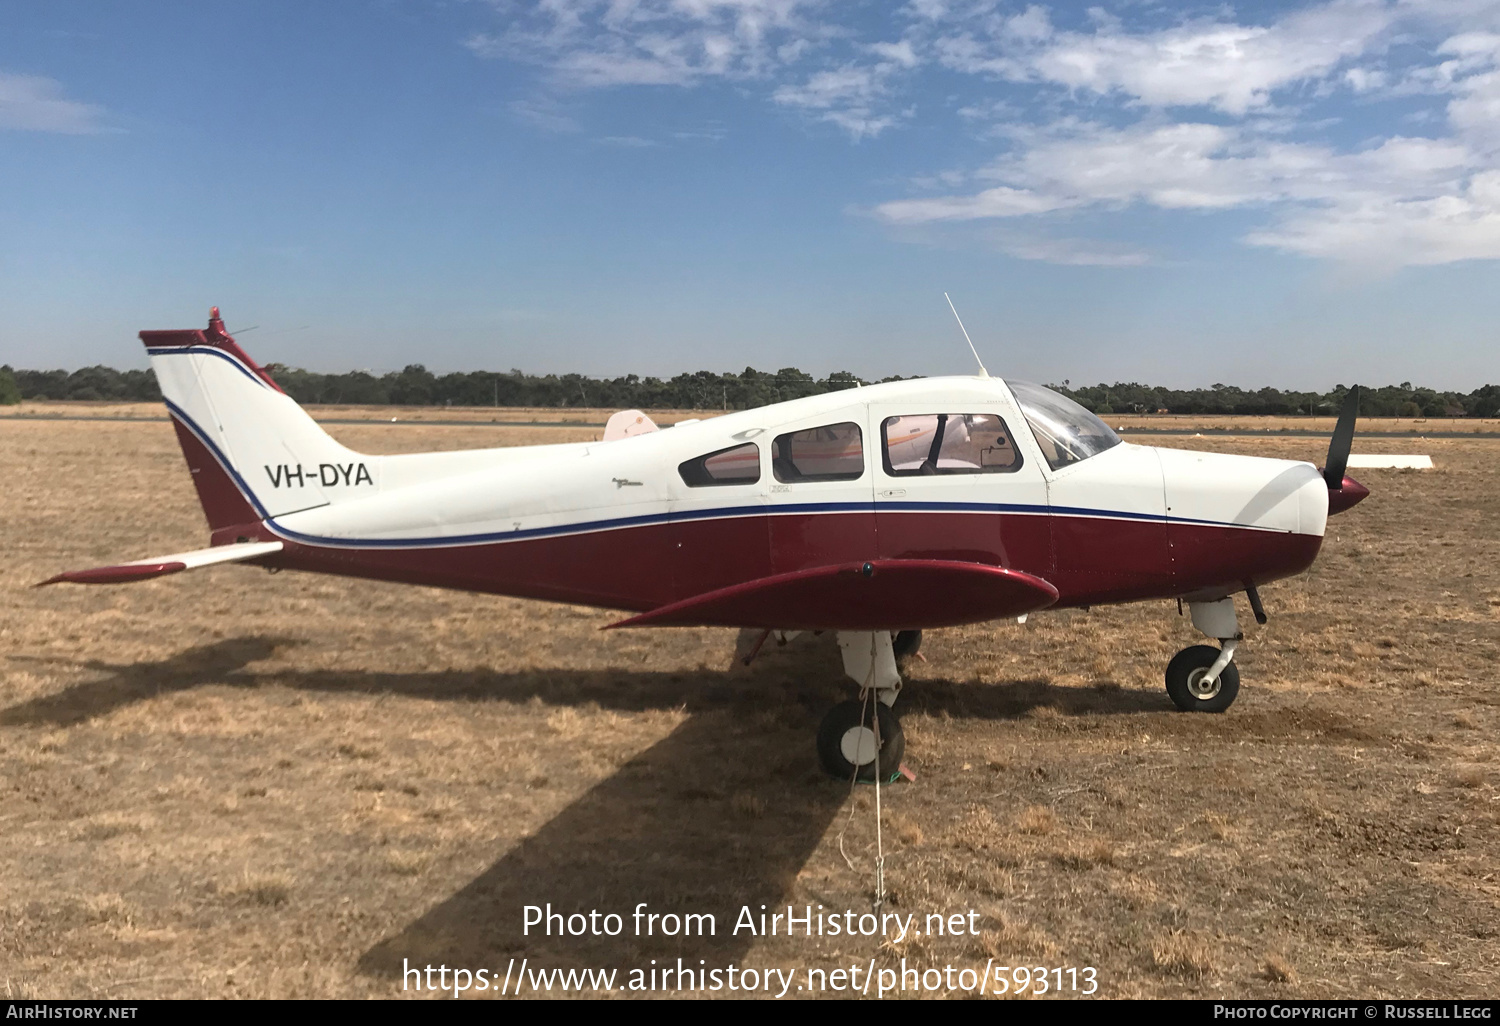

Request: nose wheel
left=1165, top=644, right=1240, bottom=712
left=1166, top=597, right=1247, bottom=713
left=816, top=699, right=905, bottom=781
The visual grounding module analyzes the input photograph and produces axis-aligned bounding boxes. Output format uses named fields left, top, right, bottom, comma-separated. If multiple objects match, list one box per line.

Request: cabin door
left=763, top=407, right=879, bottom=575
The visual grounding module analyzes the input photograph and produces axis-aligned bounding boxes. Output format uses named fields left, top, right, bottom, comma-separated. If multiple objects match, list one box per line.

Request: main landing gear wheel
left=816, top=699, right=905, bottom=782
left=1165, top=644, right=1240, bottom=713
left=892, top=630, right=922, bottom=659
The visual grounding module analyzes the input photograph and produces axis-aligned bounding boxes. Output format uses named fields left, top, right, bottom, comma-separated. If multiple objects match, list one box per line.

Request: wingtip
left=35, top=562, right=189, bottom=586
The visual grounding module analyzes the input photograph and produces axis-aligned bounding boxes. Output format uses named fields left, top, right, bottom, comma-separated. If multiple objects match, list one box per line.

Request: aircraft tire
left=816, top=699, right=905, bottom=782
left=892, top=630, right=923, bottom=659
left=1165, top=645, right=1240, bottom=713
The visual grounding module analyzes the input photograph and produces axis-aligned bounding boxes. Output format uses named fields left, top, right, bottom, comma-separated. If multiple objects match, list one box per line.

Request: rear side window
left=882, top=414, right=1021, bottom=475
left=679, top=442, right=761, bottom=487
left=772, top=422, right=865, bottom=482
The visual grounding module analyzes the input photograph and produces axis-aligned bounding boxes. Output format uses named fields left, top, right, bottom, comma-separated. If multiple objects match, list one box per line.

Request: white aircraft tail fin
left=142, top=308, right=379, bottom=532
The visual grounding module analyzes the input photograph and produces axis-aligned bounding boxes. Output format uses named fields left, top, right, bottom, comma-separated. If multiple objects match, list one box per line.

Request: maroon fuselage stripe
left=167, top=409, right=1322, bottom=616
left=244, top=511, right=1321, bottom=615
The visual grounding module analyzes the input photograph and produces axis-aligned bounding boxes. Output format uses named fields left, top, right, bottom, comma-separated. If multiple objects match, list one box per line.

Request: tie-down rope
left=834, top=633, right=888, bottom=914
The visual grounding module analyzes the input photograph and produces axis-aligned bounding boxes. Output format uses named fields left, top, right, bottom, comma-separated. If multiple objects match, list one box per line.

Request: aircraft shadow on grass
left=1, top=633, right=1171, bottom=975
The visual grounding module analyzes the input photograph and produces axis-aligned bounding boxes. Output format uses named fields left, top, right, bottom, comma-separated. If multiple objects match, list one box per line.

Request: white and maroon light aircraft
left=43, top=310, right=1368, bottom=781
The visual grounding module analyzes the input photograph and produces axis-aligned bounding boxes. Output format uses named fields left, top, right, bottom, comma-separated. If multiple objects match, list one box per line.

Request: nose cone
left=1327, top=474, right=1369, bottom=516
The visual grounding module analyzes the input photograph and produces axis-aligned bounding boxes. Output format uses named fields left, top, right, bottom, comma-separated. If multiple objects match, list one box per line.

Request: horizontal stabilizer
left=37, top=541, right=283, bottom=586
left=609, top=559, right=1059, bottom=631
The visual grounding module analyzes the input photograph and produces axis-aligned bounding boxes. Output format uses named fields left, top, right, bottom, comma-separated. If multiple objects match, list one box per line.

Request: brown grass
left=1450, top=764, right=1489, bottom=789
left=1052, top=839, right=1115, bottom=870
left=1151, top=931, right=1216, bottom=978
left=224, top=872, right=294, bottom=908
left=1262, top=953, right=1298, bottom=984
left=889, top=815, right=924, bottom=847
left=1108, top=412, right=1500, bottom=435
left=1016, top=805, right=1058, bottom=835
left=384, top=851, right=433, bottom=877
left=977, top=914, right=1058, bottom=961
left=3, top=415, right=1499, bottom=998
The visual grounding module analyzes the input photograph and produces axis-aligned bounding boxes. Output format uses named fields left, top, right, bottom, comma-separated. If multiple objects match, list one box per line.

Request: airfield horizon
left=4, top=400, right=1500, bottom=438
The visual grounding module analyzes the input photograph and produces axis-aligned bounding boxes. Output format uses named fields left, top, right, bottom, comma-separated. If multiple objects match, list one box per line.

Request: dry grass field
left=2, top=407, right=1497, bottom=999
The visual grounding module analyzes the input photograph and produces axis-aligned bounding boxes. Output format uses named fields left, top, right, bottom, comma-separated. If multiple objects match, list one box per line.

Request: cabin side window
left=679, top=442, right=761, bottom=487
left=772, top=422, right=865, bottom=483
left=881, top=414, right=1022, bottom=476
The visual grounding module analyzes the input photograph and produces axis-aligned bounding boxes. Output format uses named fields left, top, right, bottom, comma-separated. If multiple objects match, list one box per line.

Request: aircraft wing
left=37, top=541, right=284, bottom=586
left=609, top=559, right=1059, bottom=631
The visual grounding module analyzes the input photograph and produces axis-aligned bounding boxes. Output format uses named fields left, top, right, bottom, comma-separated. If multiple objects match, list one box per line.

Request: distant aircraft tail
left=142, top=308, right=378, bottom=539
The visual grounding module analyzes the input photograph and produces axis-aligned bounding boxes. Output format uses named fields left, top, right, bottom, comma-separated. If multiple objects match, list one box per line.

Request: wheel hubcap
left=839, top=726, right=878, bottom=766
left=1186, top=667, right=1222, bottom=700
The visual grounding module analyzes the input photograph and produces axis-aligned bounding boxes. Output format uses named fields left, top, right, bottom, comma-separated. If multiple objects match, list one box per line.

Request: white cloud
left=931, top=0, right=1398, bottom=114
left=874, top=120, right=1497, bottom=265
left=867, top=39, right=920, bottom=68
left=474, top=0, right=910, bottom=133
left=474, top=1, right=1500, bottom=266
left=996, top=234, right=1153, bottom=266
left=773, top=64, right=883, bottom=109
left=0, top=73, right=105, bottom=134
left=507, top=97, right=581, bottom=132
left=819, top=110, right=901, bottom=139
left=470, top=0, right=822, bottom=88
left=868, top=2, right=1500, bottom=266
left=772, top=59, right=915, bottom=137
left=1247, top=170, right=1500, bottom=264
left=1435, top=31, right=1500, bottom=146
left=1344, top=66, right=1388, bottom=91
left=877, top=183, right=1077, bottom=222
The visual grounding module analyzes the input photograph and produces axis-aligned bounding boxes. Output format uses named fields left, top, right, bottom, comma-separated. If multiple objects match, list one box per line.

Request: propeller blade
left=1323, top=385, right=1360, bottom=489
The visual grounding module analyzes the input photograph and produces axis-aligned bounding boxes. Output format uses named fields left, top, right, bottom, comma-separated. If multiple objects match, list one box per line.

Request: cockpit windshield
left=1005, top=379, right=1122, bottom=471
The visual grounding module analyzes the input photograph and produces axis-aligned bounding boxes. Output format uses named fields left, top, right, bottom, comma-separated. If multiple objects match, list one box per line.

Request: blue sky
left=1, top=1, right=1497, bottom=389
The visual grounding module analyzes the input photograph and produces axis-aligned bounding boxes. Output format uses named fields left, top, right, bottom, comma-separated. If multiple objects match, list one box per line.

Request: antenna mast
left=944, top=292, right=989, bottom=379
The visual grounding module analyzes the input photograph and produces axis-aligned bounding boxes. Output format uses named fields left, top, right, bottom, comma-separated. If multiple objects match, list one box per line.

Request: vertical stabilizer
left=142, top=309, right=380, bottom=530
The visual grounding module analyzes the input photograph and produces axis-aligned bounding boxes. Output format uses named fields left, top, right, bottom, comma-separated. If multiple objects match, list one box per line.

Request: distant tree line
left=2, top=362, right=1497, bottom=418
left=2, top=365, right=160, bottom=405
left=1054, top=380, right=1500, bottom=419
